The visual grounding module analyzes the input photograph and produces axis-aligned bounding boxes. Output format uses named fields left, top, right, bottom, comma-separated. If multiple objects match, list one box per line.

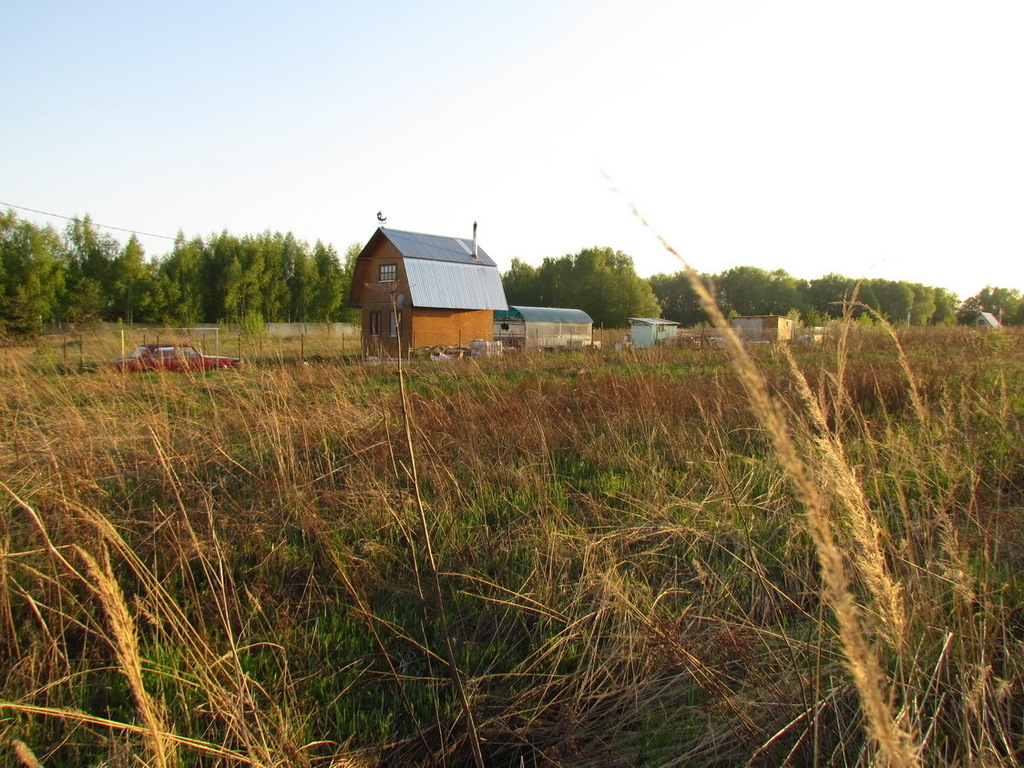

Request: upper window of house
left=379, top=264, right=397, bottom=282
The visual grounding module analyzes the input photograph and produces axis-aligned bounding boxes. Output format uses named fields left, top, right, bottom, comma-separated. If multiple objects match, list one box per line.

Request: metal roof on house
left=495, top=306, right=593, bottom=324
left=629, top=317, right=679, bottom=326
left=381, top=228, right=499, bottom=268
left=403, top=259, right=508, bottom=310
left=353, top=227, right=507, bottom=310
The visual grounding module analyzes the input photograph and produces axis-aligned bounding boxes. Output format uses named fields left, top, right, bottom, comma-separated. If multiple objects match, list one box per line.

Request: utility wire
left=0, top=201, right=176, bottom=241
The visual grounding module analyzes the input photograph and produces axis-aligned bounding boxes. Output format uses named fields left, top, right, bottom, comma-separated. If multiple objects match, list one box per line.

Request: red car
left=109, top=344, right=243, bottom=373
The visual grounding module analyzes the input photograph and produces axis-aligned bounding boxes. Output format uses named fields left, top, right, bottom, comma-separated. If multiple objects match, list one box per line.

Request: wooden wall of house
left=730, top=316, right=794, bottom=342
left=354, top=238, right=407, bottom=357
left=351, top=239, right=406, bottom=303
left=411, top=308, right=494, bottom=349
left=359, top=306, right=402, bottom=358
left=361, top=308, right=494, bottom=357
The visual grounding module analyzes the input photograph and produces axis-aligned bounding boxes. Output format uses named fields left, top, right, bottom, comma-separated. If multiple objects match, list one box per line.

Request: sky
left=3, top=0, right=1022, bottom=300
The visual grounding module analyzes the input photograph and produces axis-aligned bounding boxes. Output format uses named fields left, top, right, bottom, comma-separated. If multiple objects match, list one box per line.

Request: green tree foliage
left=805, top=273, right=861, bottom=322
left=287, top=236, right=316, bottom=322
left=288, top=241, right=353, bottom=324
left=0, top=211, right=65, bottom=332
left=211, top=232, right=249, bottom=324
left=908, top=284, right=937, bottom=327
left=325, top=242, right=360, bottom=324
left=0, top=211, right=359, bottom=328
left=503, top=247, right=660, bottom=327
left=931, top=288, right=960, bottom=326
left=648, top=271, right=709, bottom=326
left=155, top=234, right=206, bottom=326
left=715, top=266, right=803, bottom=317
left=501, top=258, right=540, bottom=307
left=646, top=268, right=983, bottom=327
left=255, top=231, right=291, bottom=323
left=560, top=247, right=652, bottom=327
left=63, top=216, right=121, bottom=323
left=109, top=235, right=154, bottom=324
left=866, top=279, right=915, bottom=324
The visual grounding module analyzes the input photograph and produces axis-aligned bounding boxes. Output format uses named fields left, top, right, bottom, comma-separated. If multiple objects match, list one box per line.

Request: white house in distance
left=973, top=311, right=1001, bottom=328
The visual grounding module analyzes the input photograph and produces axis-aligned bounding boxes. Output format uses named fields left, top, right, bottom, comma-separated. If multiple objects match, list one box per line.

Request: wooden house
left=730, top=315, right=794, bottom=343
left=348, top=226, right=508, bottom=357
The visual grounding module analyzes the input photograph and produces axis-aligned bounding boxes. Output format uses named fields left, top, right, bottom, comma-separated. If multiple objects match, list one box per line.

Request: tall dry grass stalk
left=76, top=545, right=175, bottom=768
left=628, top=202, right=921, bottom=767
left=11, top=740, right=44, bottom=768
left=780, top=342, right=907, bottom=649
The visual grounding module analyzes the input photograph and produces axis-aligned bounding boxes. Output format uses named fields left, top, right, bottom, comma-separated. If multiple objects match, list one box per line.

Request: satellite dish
left=396, top=293, right=407, bottom=307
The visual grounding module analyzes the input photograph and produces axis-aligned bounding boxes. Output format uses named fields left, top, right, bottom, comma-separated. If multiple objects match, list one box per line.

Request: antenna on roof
left=472, top=221, right=479, bottom=259
left=376, top=211, right=387, bottom=228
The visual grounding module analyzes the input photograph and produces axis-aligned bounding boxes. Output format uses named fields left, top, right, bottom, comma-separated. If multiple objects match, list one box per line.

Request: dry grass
left=1, top=324, right=1023, bottom=766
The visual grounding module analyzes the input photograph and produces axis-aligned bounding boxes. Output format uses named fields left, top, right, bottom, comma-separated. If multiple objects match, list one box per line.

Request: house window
left=369, top=311, right=382, bottom=336
left=390, top=310, right=402, bottom=338
left=379, top=263, right=397, bottom=282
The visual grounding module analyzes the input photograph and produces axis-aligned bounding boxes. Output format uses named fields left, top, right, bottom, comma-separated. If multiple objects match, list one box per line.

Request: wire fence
left=1, top=323, right=363, bottom=373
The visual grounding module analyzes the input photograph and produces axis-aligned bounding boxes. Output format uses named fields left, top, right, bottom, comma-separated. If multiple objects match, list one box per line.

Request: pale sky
left=4, top=1, right=1022, bottom=300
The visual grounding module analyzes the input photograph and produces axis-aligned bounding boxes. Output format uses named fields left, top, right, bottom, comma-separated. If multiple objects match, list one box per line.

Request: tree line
left=0, top=211, right=359, bottom=333
left=647, top=267, right=1023, bottom=327
left=505, top=249, right=1022, bottom=327
left=2, top=209, right=1019, bottom=334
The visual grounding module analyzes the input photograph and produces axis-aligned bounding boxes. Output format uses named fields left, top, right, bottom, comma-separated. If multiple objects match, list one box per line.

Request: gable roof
left=496, top=306, right=593, bottom=324
left=976, top=311, right=1001, bottom=327
left=380, top=228, right=499, bottom=268
left=355, top=227, right=508, bottom=311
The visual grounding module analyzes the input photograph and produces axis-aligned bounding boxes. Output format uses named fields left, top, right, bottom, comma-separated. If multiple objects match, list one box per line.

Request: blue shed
left=628, top=318, right=680, bottom=349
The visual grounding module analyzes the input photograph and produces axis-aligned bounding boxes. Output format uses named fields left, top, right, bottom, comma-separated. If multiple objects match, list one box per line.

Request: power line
left=0, top=201, right=176, bottom=241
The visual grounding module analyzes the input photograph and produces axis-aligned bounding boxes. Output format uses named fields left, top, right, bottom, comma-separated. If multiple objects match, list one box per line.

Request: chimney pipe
left=472, top=221, right=478, bottom=259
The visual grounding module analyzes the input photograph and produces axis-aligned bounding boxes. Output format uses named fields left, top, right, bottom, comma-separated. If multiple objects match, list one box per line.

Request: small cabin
left=973, top=311, right=1001, bottom=329
left=493, top=306, right=594, bottom=350
left=628, top=318, right=680, bottom=348
left=730, top=315, right=794, bottom=343
left=348, top=226, right=508, bottom=357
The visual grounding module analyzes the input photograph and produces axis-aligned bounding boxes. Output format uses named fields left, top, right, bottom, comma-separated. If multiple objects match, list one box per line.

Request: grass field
left=2, top=323, right=1023, bottom=766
